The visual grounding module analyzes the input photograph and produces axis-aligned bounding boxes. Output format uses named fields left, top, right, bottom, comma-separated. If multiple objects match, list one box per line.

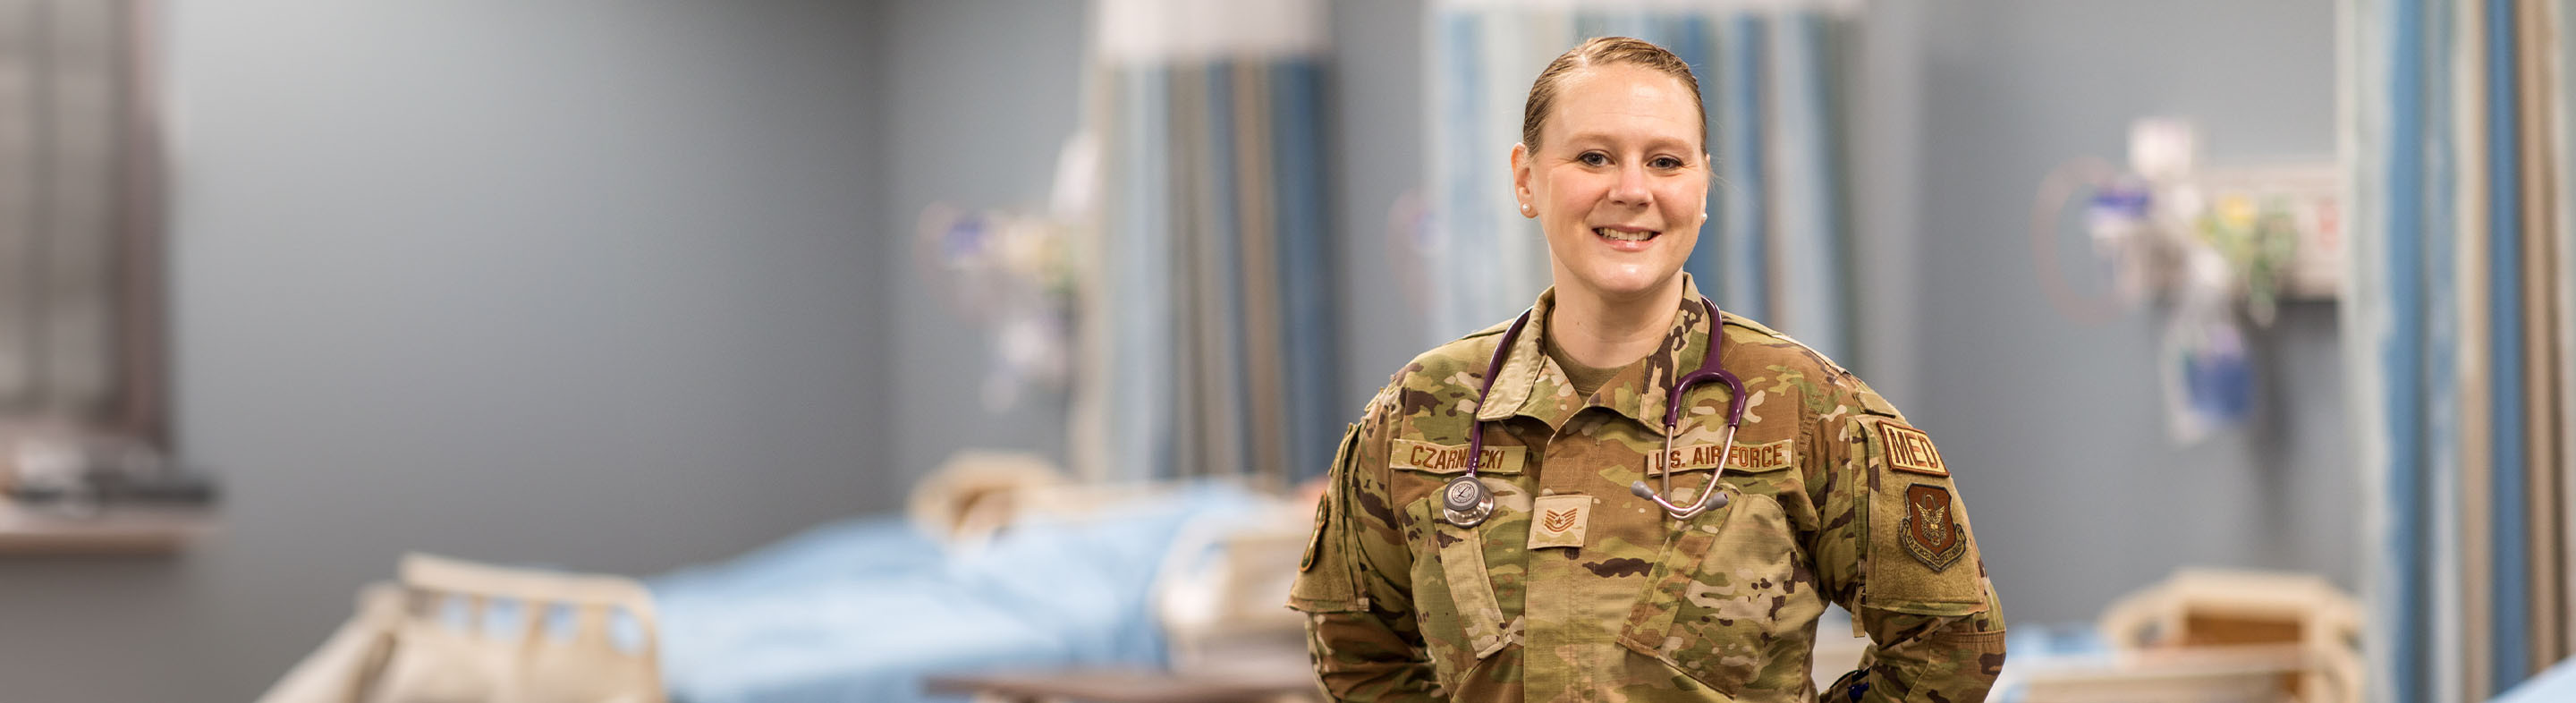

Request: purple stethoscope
left=1441, top=296, right=1749, bottom=528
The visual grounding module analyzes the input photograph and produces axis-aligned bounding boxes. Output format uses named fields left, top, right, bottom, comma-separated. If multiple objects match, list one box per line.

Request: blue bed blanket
left=647, top=483, right=1264, bottom=703
left=2492, top=657, right=2576, bottom=703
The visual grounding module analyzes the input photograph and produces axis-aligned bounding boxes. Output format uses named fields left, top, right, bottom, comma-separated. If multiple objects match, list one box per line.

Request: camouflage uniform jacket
left=1291, top=280, right=2006, bottom=702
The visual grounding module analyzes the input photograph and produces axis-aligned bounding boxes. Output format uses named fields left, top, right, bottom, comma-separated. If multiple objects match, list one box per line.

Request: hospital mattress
left=646, top=482, right=1263, bottom=703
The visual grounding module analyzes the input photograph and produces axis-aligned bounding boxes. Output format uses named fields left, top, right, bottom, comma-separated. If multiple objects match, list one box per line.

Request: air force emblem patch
left=1902, top=484, right=1966, bottom=572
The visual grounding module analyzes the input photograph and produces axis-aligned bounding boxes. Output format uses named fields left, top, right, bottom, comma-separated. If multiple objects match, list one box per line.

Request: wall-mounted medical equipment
left=914, top=197, right=1085, bottom=415
left=2035, top=119, right=2343, bottom=324
left=2032, top=119, right=2343, bottom=443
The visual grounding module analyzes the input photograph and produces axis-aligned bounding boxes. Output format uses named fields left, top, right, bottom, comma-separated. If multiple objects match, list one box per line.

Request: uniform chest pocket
left=1384, top=435, right=1534, bottom=690
left=1614, top=480, right=1824, bottom=695
left=1400, top=498, right=1521, bottom=694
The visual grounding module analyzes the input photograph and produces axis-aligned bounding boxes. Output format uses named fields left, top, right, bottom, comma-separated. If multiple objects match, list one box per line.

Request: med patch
left=1878, top=422, right=1947, bottom=477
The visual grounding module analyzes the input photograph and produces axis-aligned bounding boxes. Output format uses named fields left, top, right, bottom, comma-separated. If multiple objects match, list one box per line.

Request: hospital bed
left=1988, top=569, right=2365, bottom=703
left=259, top=454, right=1323, bottom=703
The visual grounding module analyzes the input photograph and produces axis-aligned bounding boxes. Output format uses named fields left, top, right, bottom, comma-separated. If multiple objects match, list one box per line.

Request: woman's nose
left=1608, top=165, right=1652, bottom=205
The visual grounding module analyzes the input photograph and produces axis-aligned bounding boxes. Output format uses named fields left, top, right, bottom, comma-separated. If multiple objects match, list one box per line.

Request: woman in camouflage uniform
left=1291, top=38, right=2006, bottom=702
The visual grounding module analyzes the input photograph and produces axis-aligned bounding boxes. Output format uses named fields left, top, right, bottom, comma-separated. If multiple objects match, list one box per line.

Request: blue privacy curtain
left=2346, top=0, right=2574, bottom=699
left=1421, top=0, right=1860, bottom=363
left=1085, top=0, right=1336, bottom=487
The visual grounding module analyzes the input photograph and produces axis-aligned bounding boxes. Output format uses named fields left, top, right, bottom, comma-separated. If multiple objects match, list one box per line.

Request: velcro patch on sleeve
left=1877, top=422, right=1948, bottom=477
left=1861, top=424, right=1987, bottom=612
left=1300, top=496, right=1328, bottom=572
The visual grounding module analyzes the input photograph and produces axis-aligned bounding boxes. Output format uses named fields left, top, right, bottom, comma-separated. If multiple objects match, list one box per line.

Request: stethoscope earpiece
left=1631, top=480, right=1728, bottom=513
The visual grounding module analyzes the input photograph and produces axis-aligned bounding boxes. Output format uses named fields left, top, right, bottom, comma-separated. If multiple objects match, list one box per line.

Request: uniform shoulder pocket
left=1857, top=418, right=1988, bottom=615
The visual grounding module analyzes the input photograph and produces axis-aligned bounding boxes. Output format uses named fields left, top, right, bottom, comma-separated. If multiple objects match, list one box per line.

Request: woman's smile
left=1592, top=224, right=1663, bottom=248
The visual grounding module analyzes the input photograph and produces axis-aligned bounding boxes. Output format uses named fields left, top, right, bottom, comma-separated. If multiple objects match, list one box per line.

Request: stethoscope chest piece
left=1440, top=474, right=1494, bottom=528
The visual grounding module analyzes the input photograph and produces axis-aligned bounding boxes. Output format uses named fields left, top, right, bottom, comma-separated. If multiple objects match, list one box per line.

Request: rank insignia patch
left=1527, top=494, right=1590, bottom=549
left=1901, top=484, right=1965, bottom=572
left=1879, top=422, right=1948, bottom=477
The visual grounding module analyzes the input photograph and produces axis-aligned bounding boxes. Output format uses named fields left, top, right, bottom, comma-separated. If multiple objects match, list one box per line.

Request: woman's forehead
left=1545, top=64, right=1701, bottom=147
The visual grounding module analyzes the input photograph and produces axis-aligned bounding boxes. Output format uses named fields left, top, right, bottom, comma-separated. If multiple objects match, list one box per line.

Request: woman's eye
left=1651, top=157, right=1684, bottom=169
left=1577, top=152, right=1610, bottom=166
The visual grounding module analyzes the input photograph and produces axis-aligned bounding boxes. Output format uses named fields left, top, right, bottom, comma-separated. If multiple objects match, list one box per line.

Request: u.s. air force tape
left=1645, top=438, right=1795, bottom=476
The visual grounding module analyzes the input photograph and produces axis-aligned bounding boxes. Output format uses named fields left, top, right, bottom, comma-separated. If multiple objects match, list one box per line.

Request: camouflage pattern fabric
left=1292, top=277, right=2005, bottom=702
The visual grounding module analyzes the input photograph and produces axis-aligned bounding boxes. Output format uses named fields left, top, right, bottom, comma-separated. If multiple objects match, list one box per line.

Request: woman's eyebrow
left=1558, top=131, right=1696, bottom=151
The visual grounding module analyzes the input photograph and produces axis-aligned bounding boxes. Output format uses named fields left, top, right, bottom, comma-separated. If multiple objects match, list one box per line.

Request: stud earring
left=1521, top=204, right=1536, bottom=216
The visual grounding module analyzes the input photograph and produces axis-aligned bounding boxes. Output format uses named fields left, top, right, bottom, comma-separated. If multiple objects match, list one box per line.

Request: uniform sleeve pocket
left=1858, top=419, right=1989, bottom=612
left=1289, top=424, right=1367, bottom=613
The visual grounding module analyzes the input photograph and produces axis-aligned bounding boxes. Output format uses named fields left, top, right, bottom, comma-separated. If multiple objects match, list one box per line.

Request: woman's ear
left=1511, top=142, right=1536, bottom=218
left=1698, top=152, right=1716, bottom=222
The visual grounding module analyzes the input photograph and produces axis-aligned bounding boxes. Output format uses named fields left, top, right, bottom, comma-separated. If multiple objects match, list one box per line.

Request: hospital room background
left=0, top=0, right=2569, bottom=701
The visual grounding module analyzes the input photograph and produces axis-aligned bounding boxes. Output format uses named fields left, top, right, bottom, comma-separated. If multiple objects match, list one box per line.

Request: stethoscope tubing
left=1454, top=297, right=1745, bottom=525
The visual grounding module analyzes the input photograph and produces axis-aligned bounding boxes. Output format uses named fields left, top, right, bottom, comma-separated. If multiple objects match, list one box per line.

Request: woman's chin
left=1566, top=267, right=1683, bottom=302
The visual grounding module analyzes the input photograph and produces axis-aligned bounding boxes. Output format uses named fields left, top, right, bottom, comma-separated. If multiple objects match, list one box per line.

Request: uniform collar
left=1475, top=275, right=1716, bottom=436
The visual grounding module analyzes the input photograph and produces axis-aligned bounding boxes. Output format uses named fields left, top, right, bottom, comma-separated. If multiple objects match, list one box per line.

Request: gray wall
left=883, top=0, right=1087, bottom=495
left=0, top=1, right=894, bottom=699
left=1327, top=0, right=1433, bottom=411
left=1911, top=0, right=2354, bottom=623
